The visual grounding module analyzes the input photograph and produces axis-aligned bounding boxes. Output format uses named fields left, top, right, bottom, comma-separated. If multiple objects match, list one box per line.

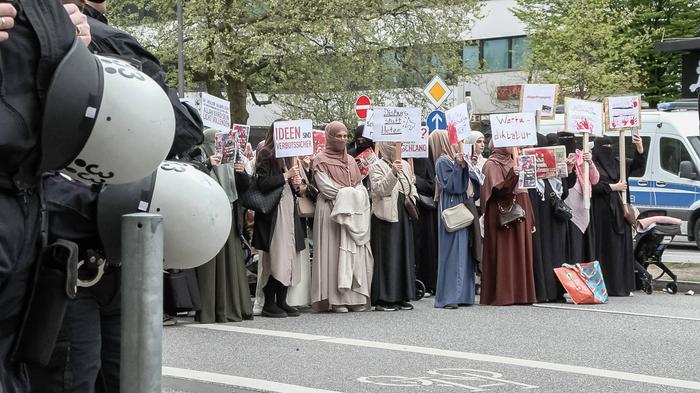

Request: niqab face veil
left=313, top=121, right=361, bottom=188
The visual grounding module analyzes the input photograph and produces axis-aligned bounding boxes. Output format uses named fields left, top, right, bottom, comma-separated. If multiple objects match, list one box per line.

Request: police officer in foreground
left=0, top=1, right=92, bottom=392
left=24, top=1, right=204, bottom=392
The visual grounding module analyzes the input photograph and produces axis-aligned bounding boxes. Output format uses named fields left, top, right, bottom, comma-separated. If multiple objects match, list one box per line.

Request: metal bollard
left=120, top=213, right=163, bottom=393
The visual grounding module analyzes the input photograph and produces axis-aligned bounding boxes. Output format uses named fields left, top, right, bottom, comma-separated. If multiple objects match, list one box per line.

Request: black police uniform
left=0, top=1, right=75, bottom=392
left=26, top=5, right=204, bottom=393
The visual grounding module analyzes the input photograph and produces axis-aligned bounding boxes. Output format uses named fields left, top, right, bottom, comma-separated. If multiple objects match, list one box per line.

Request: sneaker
left=163, top=315, right=177, bottom=326
left=332, top=305, right=349, bottom=313
left=374, top=304, right=398, bottom=311
left=397, top=301, right=414, bottom=310
left=443, top=304, right=459, bottom=310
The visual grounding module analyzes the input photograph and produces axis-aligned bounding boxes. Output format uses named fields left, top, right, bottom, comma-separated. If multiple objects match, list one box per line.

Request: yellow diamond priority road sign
left=423, top=75, right=451, bottom=109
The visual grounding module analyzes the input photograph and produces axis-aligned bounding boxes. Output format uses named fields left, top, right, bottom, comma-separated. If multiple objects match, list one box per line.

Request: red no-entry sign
left=355, top=95, right=372, bottom=120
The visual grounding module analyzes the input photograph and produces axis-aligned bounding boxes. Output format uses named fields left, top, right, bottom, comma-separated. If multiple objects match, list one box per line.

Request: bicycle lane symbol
left=357, top=369, right=539, bottom=391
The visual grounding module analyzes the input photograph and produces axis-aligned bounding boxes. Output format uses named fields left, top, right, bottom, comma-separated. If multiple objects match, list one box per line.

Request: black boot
left=262, top=280, right=286, bottom=318
left=275, top=279, right=300, bottom=317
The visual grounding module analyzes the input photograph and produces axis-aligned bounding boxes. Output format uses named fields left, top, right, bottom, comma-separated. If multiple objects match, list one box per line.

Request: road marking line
left=532, top=304, right=700, bottom=322
left=163, top=366, right=343, bottom=393
left=189, top=324, right=333, bottom=341
left=190, top=324, right=700, bottom=390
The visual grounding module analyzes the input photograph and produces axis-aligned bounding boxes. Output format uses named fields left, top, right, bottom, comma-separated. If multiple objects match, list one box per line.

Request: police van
left=539, top=106, right=700, bottom=249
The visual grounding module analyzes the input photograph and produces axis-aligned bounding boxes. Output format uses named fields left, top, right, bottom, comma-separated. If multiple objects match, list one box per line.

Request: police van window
left=690, top=136, right=700, bottom=159
left=660, top=137, right=695, bottom=176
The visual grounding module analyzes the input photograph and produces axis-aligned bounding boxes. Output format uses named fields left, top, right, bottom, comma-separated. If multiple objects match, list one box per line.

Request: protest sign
left=401, top=126, right=429, bottom=158
left=365, top=109, right=375, bottom=139
left=564, top=98, right=604, bottom=136
left=369, top=106, right=422, bottom=143
left=356, top=147, right=377, bottom=179
left=463, top=143, right=473, bottom=158
left=184, top=92, right=231, bottom=132
left=522, top=146, right=568, bottom=179
left=214, top=130, right=239, bottom=164
left=520, top=84, right=559, bottom=119
left=232, top=124, right=250, bottom=150
left=490, top=112, right=538, bottom=148
left=445, top=103, right=471, bottom=142
left=313, top=130, right=326, bottom=155
left=518, top=154, right=537, bottom=189
left=604, top=95, right=642, bottom=131
left=273, top=119, right=313, bottom=158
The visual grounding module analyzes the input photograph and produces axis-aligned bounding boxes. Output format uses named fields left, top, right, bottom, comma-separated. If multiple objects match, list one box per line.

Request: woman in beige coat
left=311, top=122, right=372, bottom=313
left=369, top=143, right=418, bottom=311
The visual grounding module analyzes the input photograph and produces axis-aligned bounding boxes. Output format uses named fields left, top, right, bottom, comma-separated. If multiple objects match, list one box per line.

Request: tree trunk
left=225, top=76, right=249, bottom=125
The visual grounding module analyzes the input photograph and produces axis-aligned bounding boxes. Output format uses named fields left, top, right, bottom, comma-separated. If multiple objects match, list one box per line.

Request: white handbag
left=297, top=196, right=315, bottom=218
left=441, top=202, right=474, bottom=232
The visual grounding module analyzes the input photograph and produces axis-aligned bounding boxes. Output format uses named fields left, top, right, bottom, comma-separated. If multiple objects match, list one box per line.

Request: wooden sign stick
left=583, top=132, right=591, bottom=209
left=619, top=131, right=627, bottom=204
left=395, top=142, right=402, bottom=161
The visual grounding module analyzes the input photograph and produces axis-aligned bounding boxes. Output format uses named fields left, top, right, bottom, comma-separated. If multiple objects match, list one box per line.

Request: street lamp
left=177, top=0, right=184, bottom=98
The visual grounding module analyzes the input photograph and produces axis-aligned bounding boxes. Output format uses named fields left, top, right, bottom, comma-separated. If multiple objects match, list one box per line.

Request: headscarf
left=465, top=130, right=484, bottom=145
left=428, top=130, right=455, bottom=161
left=536, top=133, right=548, bottom=148
left=202, top=128, right=237, bottom=203
left=557, top=131, right=577, bottom=156
left=353, top=125, right=374, bottom=157
left=255, top=121, right=292, bottom=172
left=480, top=142, right=526, bottom=208
left=376, top=142, right=397, bottom=162
left=592, top=136, right=619, bottom=181
left=313, top=121, right=361, bottom=187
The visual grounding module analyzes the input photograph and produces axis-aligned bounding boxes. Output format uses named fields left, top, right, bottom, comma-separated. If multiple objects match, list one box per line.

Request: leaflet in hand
left=518, top=154, right=537, bottom=189
left=356, top=147, right=378, bottom=179
left=215, top=129, right=239, bottom=164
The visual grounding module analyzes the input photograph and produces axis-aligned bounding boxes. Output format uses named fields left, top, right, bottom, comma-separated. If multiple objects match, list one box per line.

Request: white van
left=539, top=109, right=700, bottom=249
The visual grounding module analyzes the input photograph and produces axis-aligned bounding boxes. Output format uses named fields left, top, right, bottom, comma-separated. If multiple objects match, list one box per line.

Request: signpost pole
left=583, top=132, right=591, bottom=209
left=619, top=131, right=628, bottom=204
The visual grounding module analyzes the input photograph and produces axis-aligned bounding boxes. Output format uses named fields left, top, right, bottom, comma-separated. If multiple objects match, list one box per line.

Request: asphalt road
left=663, top=240, right=700, bottom=264
left=162, top=291, right=700, bottom=393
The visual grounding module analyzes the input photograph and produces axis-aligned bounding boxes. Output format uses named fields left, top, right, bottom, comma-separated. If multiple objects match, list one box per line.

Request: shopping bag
left=554, top=261, right=608, bottom=304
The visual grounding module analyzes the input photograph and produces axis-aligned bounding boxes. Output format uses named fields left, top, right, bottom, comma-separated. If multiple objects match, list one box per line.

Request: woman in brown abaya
left=480, top=145, right=537, bottom=306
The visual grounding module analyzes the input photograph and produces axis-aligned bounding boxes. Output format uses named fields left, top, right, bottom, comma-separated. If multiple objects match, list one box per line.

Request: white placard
left=463, top=144, right=473, bottom=157
left=445, top=103, right=471, bottom=141
left=520, top=84, right=559, bottom=119
left=365, top=109, right=375, bottom=139
left=565, top=98, right=604, bottom=136
left=273, top=119, right=313, bottom=158
left=369, top=106, right=422, bottom=143
left=490, top=112, right=538, bottom=148
left=401, top=126, right=430, bottom=158
left=184, top=92, right=231, bottom=132
left=605, top=95, right=641, bottom=130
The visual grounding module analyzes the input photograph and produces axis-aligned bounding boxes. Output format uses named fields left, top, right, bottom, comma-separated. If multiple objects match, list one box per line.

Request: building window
left=462, top=36, right=529, bottom=72
left=482, top=38, right=509, bottom=71
left=511, top=37, right=528, bottom=69
left=462, top=45, right=479, bottom=70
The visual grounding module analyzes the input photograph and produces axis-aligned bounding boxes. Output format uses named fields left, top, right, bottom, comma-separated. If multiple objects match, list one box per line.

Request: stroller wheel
left=643, top=283, right=653, bottom=295
left=415, top=280, right=426, bottom=300
left=666, top=282, right=678, bottom=294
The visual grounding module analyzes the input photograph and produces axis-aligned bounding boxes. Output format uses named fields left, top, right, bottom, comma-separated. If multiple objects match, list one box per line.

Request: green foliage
left=513, top=0, right=644, bottom=100
left=108, top=0, right=481, bottom=126
left=624, top=0, right=700, bottom=107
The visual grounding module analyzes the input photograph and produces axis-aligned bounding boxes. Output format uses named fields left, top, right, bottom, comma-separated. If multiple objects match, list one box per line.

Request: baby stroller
left=633, top=210, right=681, bottom=294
